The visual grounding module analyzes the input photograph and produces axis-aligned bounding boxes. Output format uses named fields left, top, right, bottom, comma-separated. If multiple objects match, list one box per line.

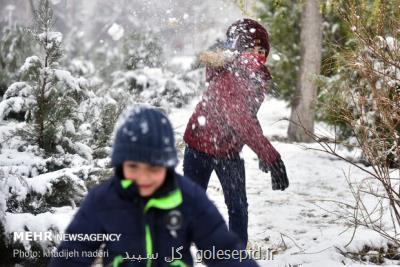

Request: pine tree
left=123, top=32, right=163, bottom=70
left=0, top=3, right=97, bottom=263
left=0, top=24, right=35, bottom=98
left=0, top=0, right=90, bottom=155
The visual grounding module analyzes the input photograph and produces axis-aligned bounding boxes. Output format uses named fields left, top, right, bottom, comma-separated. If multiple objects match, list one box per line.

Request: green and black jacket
left=49, top=169, right=259, bottom=267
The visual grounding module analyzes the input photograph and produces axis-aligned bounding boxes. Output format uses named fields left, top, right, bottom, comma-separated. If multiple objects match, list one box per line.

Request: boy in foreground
left=49, top=106, right=259, bottom=267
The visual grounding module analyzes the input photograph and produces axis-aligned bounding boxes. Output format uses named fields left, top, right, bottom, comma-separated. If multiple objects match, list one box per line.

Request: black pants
left=183, top=146, right=248, bottom=244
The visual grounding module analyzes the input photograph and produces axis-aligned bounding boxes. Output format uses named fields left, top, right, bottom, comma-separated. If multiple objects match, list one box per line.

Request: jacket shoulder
left=79, top=178, right=115, bottom=210
left=176, top=174, right=200, bottom=198
left=176, top=174, right=213, bottom=212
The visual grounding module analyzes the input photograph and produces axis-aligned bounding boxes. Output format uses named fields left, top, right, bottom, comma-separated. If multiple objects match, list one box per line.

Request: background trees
left=287, top=0, right=322, bottom=142
left=321, top=0, right=400, bottom=245
left=254, top=0, right=399, bottom=256
left=0, top=1, right=206, bottom=264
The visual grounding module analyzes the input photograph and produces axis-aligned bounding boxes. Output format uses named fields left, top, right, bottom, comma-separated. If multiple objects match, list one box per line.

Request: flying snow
left=197, top=116, right=206, bottom=126
left=107, top=23, right=125, bottom=41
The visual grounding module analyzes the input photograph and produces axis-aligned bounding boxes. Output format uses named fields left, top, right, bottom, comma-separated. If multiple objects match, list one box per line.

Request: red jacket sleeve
left=214, top=73, right=280, bottom=165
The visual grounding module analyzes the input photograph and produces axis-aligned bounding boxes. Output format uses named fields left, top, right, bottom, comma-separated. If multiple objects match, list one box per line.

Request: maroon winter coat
left=184, top=58, right=280, bottom=165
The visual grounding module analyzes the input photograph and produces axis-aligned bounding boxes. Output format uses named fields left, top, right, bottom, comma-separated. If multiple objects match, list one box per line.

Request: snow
left=197, top=115, right=206, bottom=126
left=1, top=91, right=398, bottom=266
left=1, top=1, right=399, bottom=262
left=38, top=31, right=63, bottom=45
left=168, top=97, right=398, bottom=266
left=5, top=4, right=15, bottom=11
left=110, top=66, right=199, bottom=111
left=107, top=23, right=125, bottom=41
left=72, top=142, right=93, bottom=161
left=0, top=95, right=35, bottom=121
left=0, top=82, right=35, bottom=121
left=385, top=36, right=397, bottom=51
left=25, top=168, right=85, bottom=195
left=271, top=54, right=281, bottom=61
left=53, top=69, right=82, bottom=92
left=64, top=120, right=75, bottom=134
left=4, top=207, right=76, bottom=251
left=70, top=59, right=95, bottom=76
left=0, top=148, right=43, bottom=169
left=140, top=121, right=149, bottom=134
left=4, top=82, right=32, bottom=99
left=19, top=56, right=41, bottom=74
left=168, top=56, right=195, bottom=72
left=168, top=17, right=179, bottom=25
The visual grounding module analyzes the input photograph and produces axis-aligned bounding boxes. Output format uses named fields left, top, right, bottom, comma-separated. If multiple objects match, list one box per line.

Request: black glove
left=259, top=159, right=270, bottom=173
left=259, top=158, right=289, bottom=191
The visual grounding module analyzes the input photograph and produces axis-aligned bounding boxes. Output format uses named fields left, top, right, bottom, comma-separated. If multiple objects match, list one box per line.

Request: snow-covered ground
left=1, top=96, right=398, bottom=266
left=171, top=98, right=399, bottom=267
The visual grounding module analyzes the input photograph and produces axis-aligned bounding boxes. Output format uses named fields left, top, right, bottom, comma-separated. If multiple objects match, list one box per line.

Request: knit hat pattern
left=111, top=106, right=178, bottom=168
left=226, top=18, right=270, bottom=55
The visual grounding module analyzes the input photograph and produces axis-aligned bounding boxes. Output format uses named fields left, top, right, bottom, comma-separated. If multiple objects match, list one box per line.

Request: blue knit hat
left=111, top=106, right=178, bottom=168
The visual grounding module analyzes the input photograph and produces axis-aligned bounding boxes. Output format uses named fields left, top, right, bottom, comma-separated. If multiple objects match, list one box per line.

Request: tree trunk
left=287, top=0, right=322, bottom=142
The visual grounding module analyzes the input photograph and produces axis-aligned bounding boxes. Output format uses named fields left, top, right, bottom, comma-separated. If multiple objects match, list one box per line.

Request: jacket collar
left=113, top=167, right=181, bottom=210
